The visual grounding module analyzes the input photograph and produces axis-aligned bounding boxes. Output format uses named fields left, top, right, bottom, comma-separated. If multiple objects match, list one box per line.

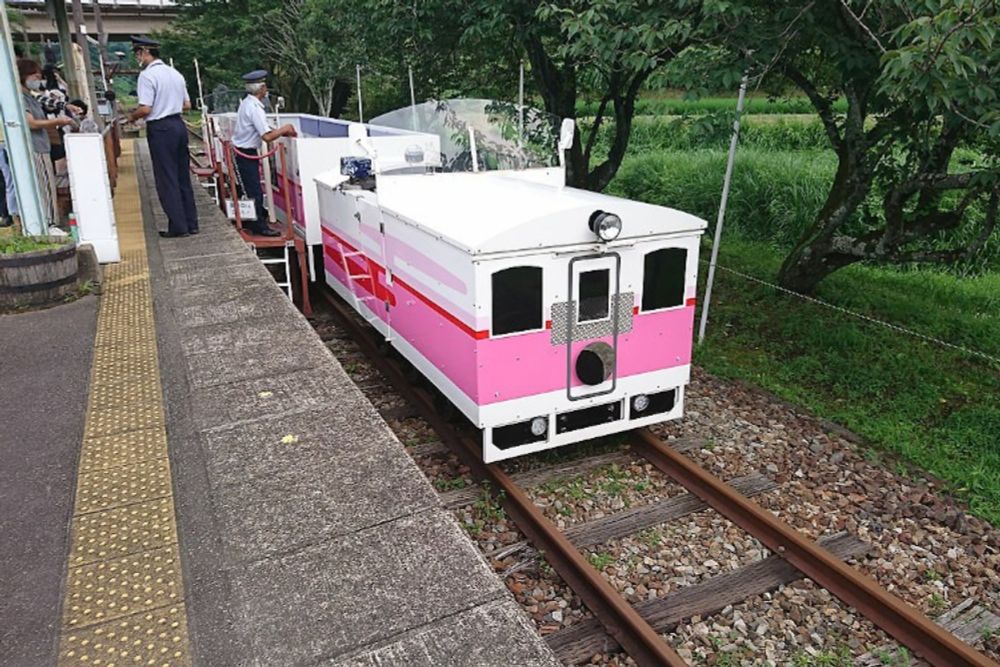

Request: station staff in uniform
left=231, top=70, right=297, bottom=237
left=128, top=36, right=199, bottom=238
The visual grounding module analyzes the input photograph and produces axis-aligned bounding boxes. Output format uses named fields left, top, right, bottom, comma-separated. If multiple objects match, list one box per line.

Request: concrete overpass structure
left=9, top=0, right=177, bottom=39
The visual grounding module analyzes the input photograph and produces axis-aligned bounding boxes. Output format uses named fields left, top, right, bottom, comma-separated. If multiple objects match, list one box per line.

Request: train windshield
left=370, top=99, right=561, bottom=173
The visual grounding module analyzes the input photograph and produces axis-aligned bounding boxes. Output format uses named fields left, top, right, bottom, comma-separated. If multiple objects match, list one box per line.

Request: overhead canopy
left=372, top=172, right=707, bottom=256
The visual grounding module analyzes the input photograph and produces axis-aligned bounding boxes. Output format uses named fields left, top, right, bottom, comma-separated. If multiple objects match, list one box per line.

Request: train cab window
left=642, top=248, right=687, bottom=311
left=492, top=266, right=543, bottom=335
left=578, top=269, right=610, bottom=322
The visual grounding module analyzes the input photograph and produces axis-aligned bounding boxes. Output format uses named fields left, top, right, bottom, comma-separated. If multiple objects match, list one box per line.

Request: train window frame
left=490, top=265, right=545, bottom=337
left=640, top=247, right=688, bottom=313
left=576, top=268, right=612, bottom=324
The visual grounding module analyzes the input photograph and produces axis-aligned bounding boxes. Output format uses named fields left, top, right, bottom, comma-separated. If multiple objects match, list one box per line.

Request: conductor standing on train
left=128, top=36, right=199, bottom=238
left=232, top=70, right=297, bottom=237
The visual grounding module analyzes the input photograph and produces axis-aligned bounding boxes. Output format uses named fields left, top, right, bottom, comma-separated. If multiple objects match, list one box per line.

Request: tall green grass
left=576, top=95, right=847, bottom=117
left=697, top=239, right=1000, bottom=524
left=586, top=115, right=830, bottom=156
left=608, top=149, right=836, bottom=247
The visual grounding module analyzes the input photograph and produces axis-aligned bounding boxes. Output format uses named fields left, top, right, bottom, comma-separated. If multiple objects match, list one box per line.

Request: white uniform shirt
left=137, top=60, right=189, bottom=121
left=232, top=95, right=271, bottom=150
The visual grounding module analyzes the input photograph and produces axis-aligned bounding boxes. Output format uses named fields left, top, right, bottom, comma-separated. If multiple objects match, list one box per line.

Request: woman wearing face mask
left=18, top=59, right=72, bottom=229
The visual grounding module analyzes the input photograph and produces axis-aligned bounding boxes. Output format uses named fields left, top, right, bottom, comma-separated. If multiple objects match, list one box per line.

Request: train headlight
left=632, top=394, right=651, bottom=413
left=588, top=211, right=622, bottom=242
left=530, top=416, right=549, bottom=437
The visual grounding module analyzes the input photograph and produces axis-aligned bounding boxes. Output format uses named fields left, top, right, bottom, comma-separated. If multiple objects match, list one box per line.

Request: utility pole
left=70, top=0, right=102, bottom=129
left=698, top=74, right=748, bottom=345
left=45, top=0, right=81, bottom=100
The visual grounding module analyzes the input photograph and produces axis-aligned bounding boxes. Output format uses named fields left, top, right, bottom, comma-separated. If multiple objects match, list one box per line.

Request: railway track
left=314, top=290, right=997, bottom=666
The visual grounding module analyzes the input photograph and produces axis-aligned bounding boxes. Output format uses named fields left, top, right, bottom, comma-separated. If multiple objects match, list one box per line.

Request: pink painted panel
left=390, top=279, right=480, bottom=401
left=390, top=239, right=468, bottom=294
left=475, top=307, right=695, bottom=404
left=273, top=173, right=306, bottom=227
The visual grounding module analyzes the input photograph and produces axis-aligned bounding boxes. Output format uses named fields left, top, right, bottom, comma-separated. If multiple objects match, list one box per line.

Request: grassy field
left=603, top=95, right=1000, bottom=524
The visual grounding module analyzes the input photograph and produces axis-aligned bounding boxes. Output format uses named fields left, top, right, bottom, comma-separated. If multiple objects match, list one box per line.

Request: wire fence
left=703, top=259, right=1000, bottom=367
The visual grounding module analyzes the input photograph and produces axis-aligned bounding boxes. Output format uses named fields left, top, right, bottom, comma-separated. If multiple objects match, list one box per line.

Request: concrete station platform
left=0, top=140, right=558, bottom=666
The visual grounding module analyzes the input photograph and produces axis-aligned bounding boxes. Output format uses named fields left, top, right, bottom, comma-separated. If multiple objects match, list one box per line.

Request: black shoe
left=255, top=228, right=280, bottom=237
left=159, top=231, right=189, bottom=238
left=0, top=217, right=12, bottom=228
left=189, top=229, right=200, bottom=235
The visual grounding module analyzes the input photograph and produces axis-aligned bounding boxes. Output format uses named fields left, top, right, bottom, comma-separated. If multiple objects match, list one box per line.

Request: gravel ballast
left=315, top=314, right=1000, bottom=665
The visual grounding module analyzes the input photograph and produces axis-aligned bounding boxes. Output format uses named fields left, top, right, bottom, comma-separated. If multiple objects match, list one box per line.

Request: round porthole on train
left=576, top=342, right=615, bottom=386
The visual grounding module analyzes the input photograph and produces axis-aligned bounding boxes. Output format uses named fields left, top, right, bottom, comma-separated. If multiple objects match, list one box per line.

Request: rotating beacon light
left=589, top=210, right=622, bottom=242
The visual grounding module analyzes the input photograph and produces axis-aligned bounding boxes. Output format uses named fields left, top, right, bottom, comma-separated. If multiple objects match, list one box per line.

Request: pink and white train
left=311, top=100, right=706, bottom=462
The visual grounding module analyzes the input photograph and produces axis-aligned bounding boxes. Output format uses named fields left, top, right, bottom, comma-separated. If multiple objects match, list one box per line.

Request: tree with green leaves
left=461, top=0, right=738, bottom=191
left=736, top=0, right=999, bottom=293
left=158, top=0, right=353, bottom=116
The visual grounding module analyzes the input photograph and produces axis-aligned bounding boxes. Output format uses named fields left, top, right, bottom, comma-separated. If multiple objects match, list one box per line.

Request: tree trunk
left=777, top=152, right=869, bottom=293
left=775, top=235, right=864, bottom=294
left=329, top=80, right=351, bottom=118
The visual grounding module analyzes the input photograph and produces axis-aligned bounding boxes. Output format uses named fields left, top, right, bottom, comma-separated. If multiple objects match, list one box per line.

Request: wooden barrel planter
left=0, top=240, right=79, bottom=308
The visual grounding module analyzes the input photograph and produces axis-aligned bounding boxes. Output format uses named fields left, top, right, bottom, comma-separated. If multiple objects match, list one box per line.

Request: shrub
left=576, top=95, right=847, bottom=117
left=608, top=149, right=836, bottom=247
left=585, top=115, right=830, bottom=157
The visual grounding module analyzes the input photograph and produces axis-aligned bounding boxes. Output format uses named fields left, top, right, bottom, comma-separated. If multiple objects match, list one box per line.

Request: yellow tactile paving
left=62, top=545, right=185, bottom=630
left=61, top=606, right=190, bottom=667
left=78, top=429, right=168, bottom=474
left=73, top=459, right=173, bottom=515
left=69, top=498, right=179, bottom=567
left=87, top=376, right=163, bottom=412
left=58, top=141, right=191, bottom=666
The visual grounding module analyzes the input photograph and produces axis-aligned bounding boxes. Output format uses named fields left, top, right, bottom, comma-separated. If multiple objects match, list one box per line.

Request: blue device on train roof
left=341, top=156, right=372, bottom=180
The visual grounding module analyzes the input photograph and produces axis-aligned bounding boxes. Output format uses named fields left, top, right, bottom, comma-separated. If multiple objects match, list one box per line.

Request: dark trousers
left=234, top=147, right=269, bottom=232
left=147, top=115, right=198, bottom=234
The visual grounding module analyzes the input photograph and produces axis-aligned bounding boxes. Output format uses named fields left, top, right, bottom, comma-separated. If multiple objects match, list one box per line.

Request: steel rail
left=631, top=429, right=998, bottom=667
left=319, top=291, right=687, bottom=667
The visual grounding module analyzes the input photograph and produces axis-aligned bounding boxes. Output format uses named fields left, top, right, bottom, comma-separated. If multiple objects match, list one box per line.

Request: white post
left=468, top=127, right=479, bottom=173
left=355, top=64, right=364, bottom=123
left=193, top=57, right=205, bottom=109
left=408, top=65, right=417, bottom=130
left=408, top=66, right=416, bottom=108
left=518, top=60, right=524, bottom=148
left=0, top=0, right=47, bottom=236
left=698, top=74, right=748, bottom=345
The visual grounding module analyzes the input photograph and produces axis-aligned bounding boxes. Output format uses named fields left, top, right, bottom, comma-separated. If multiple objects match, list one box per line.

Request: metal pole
left=193, top=58, right=205, bottom=109
left=47, top=0, right=81, bottom=100
left=355, top=64, right=363, bottom=122
left=518, top=60, right=524, bottom=148
left=407, top=65, right=416, bottom=130
left=468, top=127, right=479, bottom=173
left=0, top=0, right=47, bottom=235
left=70, top=0, right=102, bottom=129
left=408, top=66, right=416, bottom=108
left=697, top=74, right=748, bottom=345
left=91, top=0, right=108, bottom=63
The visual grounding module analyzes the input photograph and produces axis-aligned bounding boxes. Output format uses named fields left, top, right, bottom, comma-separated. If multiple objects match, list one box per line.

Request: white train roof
left=372, top=171, right=707, bottom=256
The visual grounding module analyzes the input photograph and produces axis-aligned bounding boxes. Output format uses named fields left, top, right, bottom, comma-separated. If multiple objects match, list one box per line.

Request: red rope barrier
left=231, top=144, right=280, bottom=160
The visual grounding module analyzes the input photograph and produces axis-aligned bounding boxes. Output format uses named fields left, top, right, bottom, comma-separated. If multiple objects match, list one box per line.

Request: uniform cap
left=130, top=35, right=160, bottom=48
left=242, top=70, right=269, bottom=84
